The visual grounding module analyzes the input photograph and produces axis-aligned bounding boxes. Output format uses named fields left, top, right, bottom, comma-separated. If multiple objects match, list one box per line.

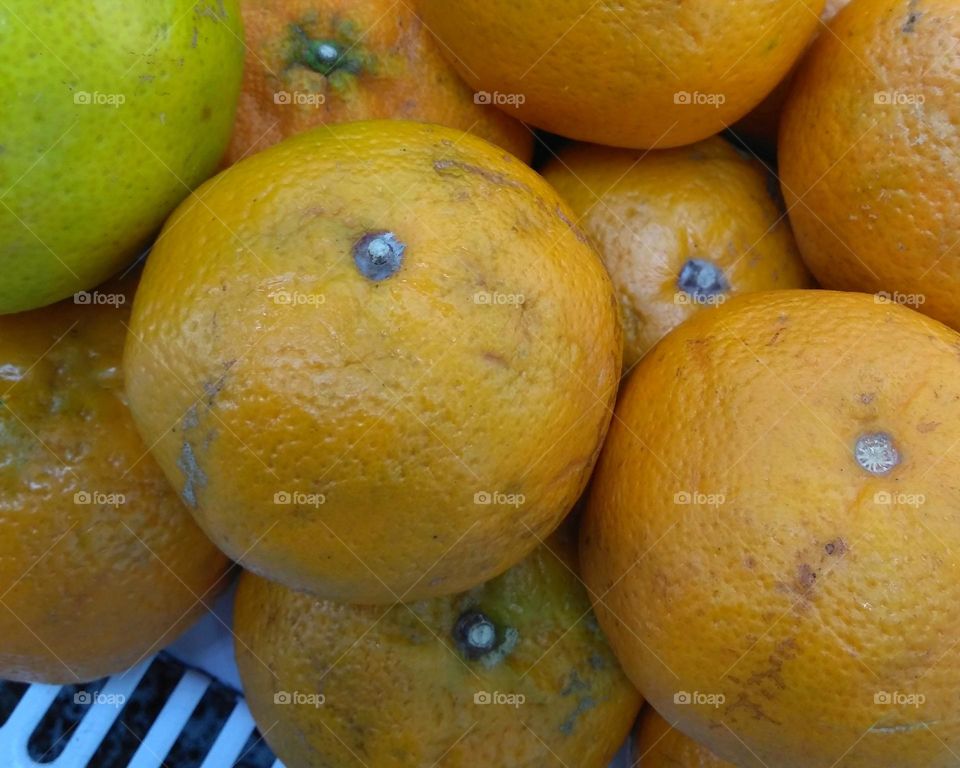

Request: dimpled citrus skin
left=582, top=291, right=960, bottom=767
left=226, top=0, right=532, bottom=165
left=0, top=0, right=244, bottom=315
left=780, top=0, right=960, bottom=328
left=634, top=709, right=736, bottom=768
left=733, top=0, right=851, bottom=155
left=234, top=530, right=642, bottom=768
left=125, top=120, right=621, bottom=605
left=0, top=279, right=229, bottom=684
left=414, top=0, right=824, bottom=149
left=542, top=137, right=812, bottom=372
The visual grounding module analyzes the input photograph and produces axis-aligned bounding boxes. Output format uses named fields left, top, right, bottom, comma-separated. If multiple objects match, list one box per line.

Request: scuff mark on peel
left=177, top=441, right=207, bottom=508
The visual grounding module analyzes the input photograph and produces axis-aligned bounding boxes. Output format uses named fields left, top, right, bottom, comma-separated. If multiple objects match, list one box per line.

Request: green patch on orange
left=283, top=15, right=376, bottom=94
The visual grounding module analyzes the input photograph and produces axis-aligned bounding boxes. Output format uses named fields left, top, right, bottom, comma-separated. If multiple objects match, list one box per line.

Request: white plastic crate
left=0, top=587, right=281, bottom=768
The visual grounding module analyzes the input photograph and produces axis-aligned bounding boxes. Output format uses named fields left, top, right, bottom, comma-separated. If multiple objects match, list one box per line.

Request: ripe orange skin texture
left=0, top=279, right=229, bottom=684
left=634, top=708, right=736, bottom=768
left=582, top=291, right=960, bottom=767
left=226, top=0, right=532, bottom=165
left=542, top=137, right=812, bottom=373
left=780, top=0, right=960, bottom=328
left=234, top=531, right=642, bottom=768
left=125, top=120, right=621, bottom=605
left=415, top=0, right=824, bottom=149
left=733, top=0, right=851, bottom=154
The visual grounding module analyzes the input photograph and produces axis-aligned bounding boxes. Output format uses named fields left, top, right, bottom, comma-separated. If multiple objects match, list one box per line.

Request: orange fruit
left=824, top=0, right=852, bottom=18
left=733, top=0, right=851, bottom=155
left=415, top=0, right=825, bottom=149
left=582, top=290, right=960, bottom=767
left=225, top=0, right=533, bottom=164
left=541, top=137, right=812, bottom=372
left=0, top=277, right=229, bottom=684
left=634, top=708, right=735, bottom=767
left=125, top=120, right=621, bottom=605
left=0, top=0, right=244, bottom=314
left=780, top=0, right=960, bottom=328
left=234, top=529, right=642, bottom=768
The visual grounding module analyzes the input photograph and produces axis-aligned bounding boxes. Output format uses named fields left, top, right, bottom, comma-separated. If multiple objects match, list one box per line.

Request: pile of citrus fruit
left=2, top=0, right=959, bottom=765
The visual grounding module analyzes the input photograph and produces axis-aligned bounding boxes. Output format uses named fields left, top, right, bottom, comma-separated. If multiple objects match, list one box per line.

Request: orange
left=634, top=708, right=736, bottom=767
left=225, top=0, right=532, bottom=164
left=414, top=0, right=825, bottom=149
left=541, top=137, right=812, bottom=372
left=234, top=529, right=642, bottom=768
left=0, top=0, right=244, bottom=314
left=125, top=120, right=621, bottom=605
left=582, top=290, right=960, bottom=767
left=824, top=0, right=852, bottom=20
left=0, top=276, right=229, bottom=684
left=733, top=0, right=851, bottom=155
left=780, top=0, right=960, bottom=328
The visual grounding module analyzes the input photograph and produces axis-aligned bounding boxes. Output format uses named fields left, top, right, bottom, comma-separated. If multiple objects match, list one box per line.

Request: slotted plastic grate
left=0, top=655, right=282, bottom=768
left=0, top=588, right=282, bottom=768
left=0, top=657, right=280, bottom=768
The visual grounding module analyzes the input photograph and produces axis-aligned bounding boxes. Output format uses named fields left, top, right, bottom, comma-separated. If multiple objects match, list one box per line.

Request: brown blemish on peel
left=903, top=0, right=921, bottom=32
left=746, top=638, right=797, bottom=696
left=726, top=638, right=798, bottom=723
left=725, top=692, right=782, bottom=725
left=824, top=538, right=848, bottom=556
left=796, top=563, right=817, bottom=591
left=433, top=159, right=528, bottom=191
left=779, top=539, right=850, bottom=603
left=482, top=352, right=509, bottom=368
left=433, top=159, right=589, bottom=242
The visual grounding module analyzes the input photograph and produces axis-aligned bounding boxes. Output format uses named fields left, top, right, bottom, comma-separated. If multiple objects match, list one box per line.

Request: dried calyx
left=291, top=27, right=363, bottom=76
left=678, top=258, right=729, bottom=301
left=353, top=231, right=405, bottom=281
left=453, top=610, right=498, bottom=660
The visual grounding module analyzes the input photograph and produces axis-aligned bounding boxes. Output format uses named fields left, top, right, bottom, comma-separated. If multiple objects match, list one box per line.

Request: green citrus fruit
left=0, top=0, right=244, bottom=313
